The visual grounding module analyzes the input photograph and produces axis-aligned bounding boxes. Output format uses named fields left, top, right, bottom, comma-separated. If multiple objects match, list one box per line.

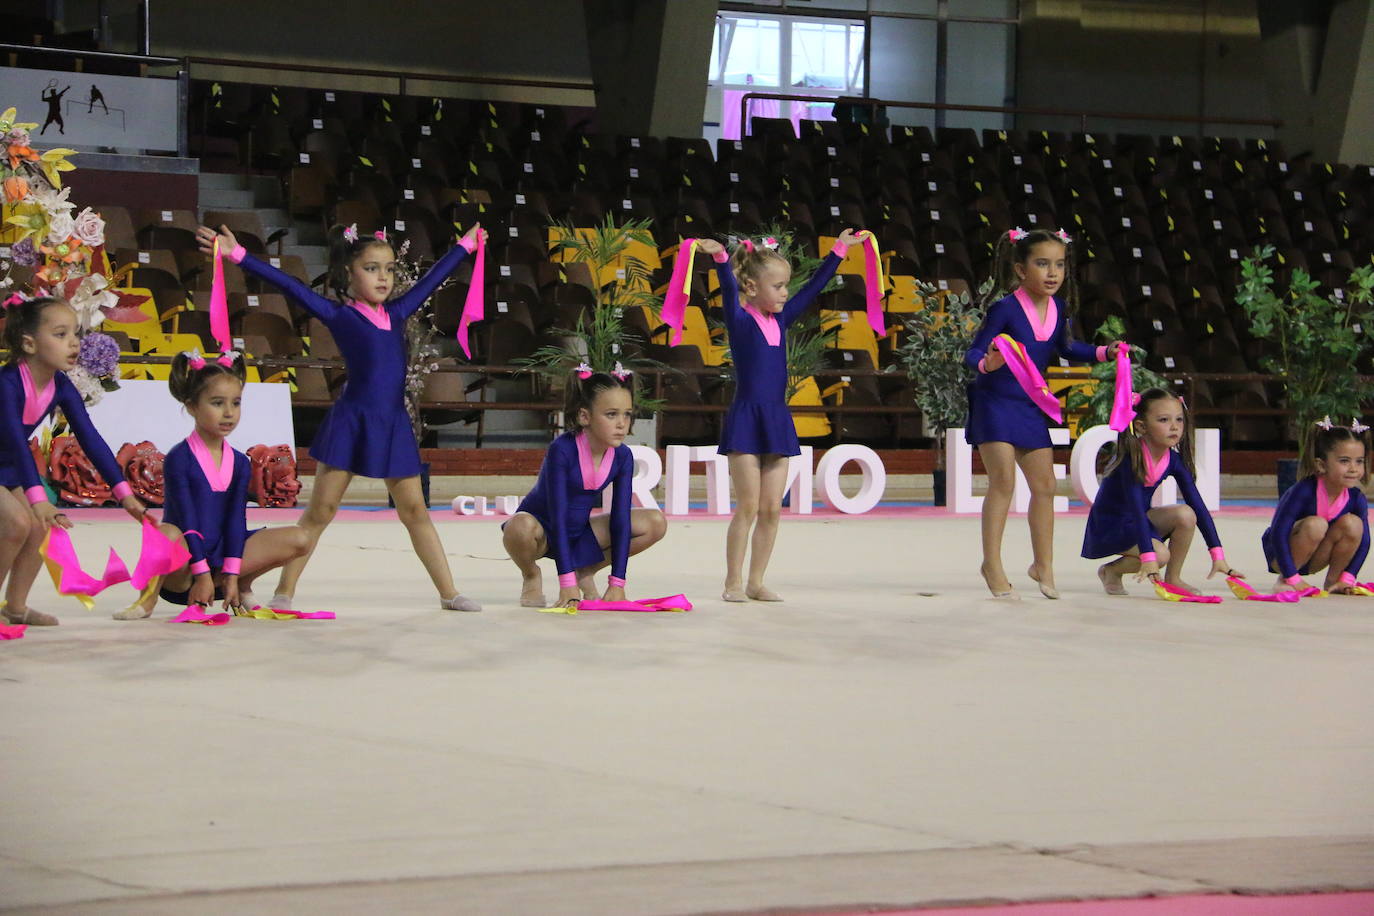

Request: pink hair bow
left=342, top=224, right=359, bottom=242
left=1316, top=416, right=1333, bottom=430
left=761, top=236, right=779, bottom=250
left=575, top=362, right=593, bottom=379
left=1008, top=227, right=1028, bottom=242
left=183, top=348, right=206, bottom=370
left=1353, top=418, right=1370, bottom=434
left=217, top=350, right=240, bottom=367
left=373, top=229, right=388, bottom=242
left=1130, top=392, right=1142, bottom=407
left=739, top=238, right=756, bottom=253
left=611, top=361, right=631, bottom=381
left=2, top=292, right=26, bottom=309
left=1054, top=228, right=1073, bottom=244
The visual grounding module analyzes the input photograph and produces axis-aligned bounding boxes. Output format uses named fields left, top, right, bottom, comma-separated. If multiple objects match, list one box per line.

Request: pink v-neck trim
left=351, top=300, right=392, bottom=331
left=1316, top=479, right=1350, bottom=521
left=1143, top=445, right=1171, bottom=487
left=575, top=432, right=615, bottom=490
left=742, top=303, right=781, bottom=346
left=19, top=361, right=55, bottom=425
left=1014, top=287, right=1056, bottom=342
left=187, top=433, right=235, bottom=492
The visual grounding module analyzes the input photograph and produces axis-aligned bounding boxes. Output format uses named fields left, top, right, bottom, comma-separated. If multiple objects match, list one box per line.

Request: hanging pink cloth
left=854, top=230, right=886, bottom=336
left=1108, top=345, right=1135, bottom=432
left=661, top=238, right=699, bottom=346
left=208, top=237, right=233, bottom=352
left=457, top=230, right=486, bottom=358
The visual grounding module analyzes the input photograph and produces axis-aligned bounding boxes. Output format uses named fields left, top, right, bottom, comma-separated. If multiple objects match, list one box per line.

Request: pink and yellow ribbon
left=991, top=333, right=1062, bottom=423
left=539, top=594, right=693, bottom=615
left=236, top=605, right=336, bottom=620
left=853, top=230, right=886, bottom=336
left=208, top=237, right=233, bottom=353
left=1108, top=344, right=1134, bottom=432
left=457, top=230, right=486, bottom=359
left=661, top=239, right=699, bottom=346
left=39, top=527, right=132, bottom=611
left=129, top=518, right=192, bottom=610
left=169, top=605, right=231, bottom=626
left=1226, top=576, right=1320, bottom=602
left=1153, top=579, right=1221, bottom=603
left=1, top=623, right=26, bottom=640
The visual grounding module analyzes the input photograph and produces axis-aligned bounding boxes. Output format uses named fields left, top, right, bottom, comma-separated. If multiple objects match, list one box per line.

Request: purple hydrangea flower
left=11, top=237, right=38, bottom=266
left=78, top=332, right=121, bottom=378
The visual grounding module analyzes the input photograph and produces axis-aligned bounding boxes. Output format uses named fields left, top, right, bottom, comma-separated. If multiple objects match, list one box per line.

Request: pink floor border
left=832, top=890, right=1374, bottom=915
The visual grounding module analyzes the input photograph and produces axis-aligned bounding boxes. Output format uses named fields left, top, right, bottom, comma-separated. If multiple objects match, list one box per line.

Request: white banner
left=5, top=67, right=180, bottom=152
left=68, top=380, right=296, bottom=456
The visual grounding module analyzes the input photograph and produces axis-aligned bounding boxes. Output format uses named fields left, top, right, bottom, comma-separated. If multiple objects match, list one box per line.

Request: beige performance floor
left=2, top=510, right=1373, bottom=914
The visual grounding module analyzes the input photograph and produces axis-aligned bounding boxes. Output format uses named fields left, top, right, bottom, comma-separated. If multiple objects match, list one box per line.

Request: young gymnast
left=502, top=366, right=667, bottom=608
left=114, top=350, right=310, bottom=618
left=0, top=296, right=150, bottom=625
left=1262, top=419, right=1370, bottom=593
left=1084, top=387, right=1240, bottom=594
left=965, top=227, right=1123, bottom=599
left=696, top=229, right=860, bottom=603
left=196, top=221, right=485, bottom=611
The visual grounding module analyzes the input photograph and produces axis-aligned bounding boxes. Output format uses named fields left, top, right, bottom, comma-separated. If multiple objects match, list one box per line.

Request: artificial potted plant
left=1235, top=245, right=1374, bottom=494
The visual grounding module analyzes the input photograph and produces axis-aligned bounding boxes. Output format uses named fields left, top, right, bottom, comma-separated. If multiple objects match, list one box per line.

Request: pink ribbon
left=1109, top=345, right=1135, bottom=432
left=258, top=606, right=336, bottom=619
left=991, top=334, right=1061, bottom=423
left=457, top=230, right=486, bottom=359
left=1226, top=576, right=1305, bottom=602
left=661, top=238, right=699, bottom=346
left=1153, top=580, right=1222, bottom=603
left=169, top=605, right=231, bottom=625
left=0, top=623, right=26, bottom=640
left=208, top=238, right=232, bottom=353
left=854, top=230, right=886, bottom=336
left=132, top=518, right=192, bottom=591
left=574, top=594, right=693, bottom=612
left=40, top=527, right=132, bottom=609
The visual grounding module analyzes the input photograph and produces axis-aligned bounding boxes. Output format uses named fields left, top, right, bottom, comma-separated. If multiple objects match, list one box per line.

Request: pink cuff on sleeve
left=830, top=241, right=850, bottom=258
left=1096, top=345, right=1108, bottom=362
left=191, top=560, right=211, bottom=576
left=1284, top=575, right=1303, bottom=586
left=1208, top=547, right=1226, bottom=563
left=977, top=357, right=989, bottom=374
left=1339, top=571, right=1357, bottom=586
left=25, top=486, right=47, bottom=505
left=221, top=558, right=242, bottom=575
left=607, top=576, right=626, bottom=588
left=457, top=235, right=477, bottom=253
left=558, top=572, right=577, bottom=588
left=229, top=244, right=246, bottom=264
left=112, top=481, right=133, bottom=501
left=1139, top=551, right=1158, bottom=563
left=712, top=249, right=730, bottom=263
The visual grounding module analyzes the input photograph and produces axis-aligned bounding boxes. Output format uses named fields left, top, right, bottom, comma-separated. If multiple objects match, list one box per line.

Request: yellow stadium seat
left=819, top=310, right=880, bottom=367
left=788, top=376, right=832, bottom=438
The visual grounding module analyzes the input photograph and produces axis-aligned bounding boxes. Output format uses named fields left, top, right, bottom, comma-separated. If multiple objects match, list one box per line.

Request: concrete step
left=199, top=187, right=256, bottom=210
left=197, top=172, right=248, bottom=191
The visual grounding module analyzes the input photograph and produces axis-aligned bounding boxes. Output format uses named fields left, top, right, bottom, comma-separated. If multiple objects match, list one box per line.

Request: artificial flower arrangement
left=2, top=105, right=129, bottom=504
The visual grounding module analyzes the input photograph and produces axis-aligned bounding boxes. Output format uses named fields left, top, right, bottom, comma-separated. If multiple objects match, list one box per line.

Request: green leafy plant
left=518, top=215, right=664, bottom=412
left=1236, top=245, right=1374, bottom=465
left=895, top=279, right=991, bottom=455
left=1062, top=314, right=1170, bottom=427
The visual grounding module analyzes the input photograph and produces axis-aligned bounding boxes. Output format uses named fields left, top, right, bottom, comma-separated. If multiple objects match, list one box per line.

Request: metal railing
left=740, top=91, right=1283, bottom=139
